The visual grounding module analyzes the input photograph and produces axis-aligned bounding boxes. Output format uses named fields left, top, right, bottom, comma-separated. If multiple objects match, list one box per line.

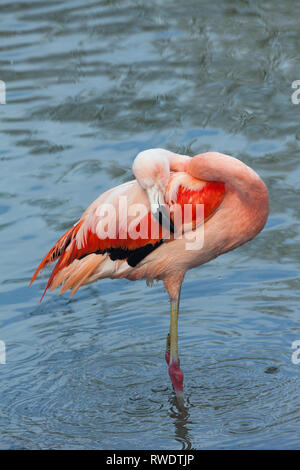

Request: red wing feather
left=30, top=211, right=164, bottom=300
left=29, top=220, right=84, bottom=288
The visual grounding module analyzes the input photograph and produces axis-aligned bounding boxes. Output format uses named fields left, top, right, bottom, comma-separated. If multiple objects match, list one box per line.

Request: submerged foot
left=168, top=359, right=184, bottom=409
left=168, top=359, right=184, bottom=395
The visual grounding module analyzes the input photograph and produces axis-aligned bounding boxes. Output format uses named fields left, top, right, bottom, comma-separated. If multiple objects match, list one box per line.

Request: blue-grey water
left=1, top=0, right=300, bottom=450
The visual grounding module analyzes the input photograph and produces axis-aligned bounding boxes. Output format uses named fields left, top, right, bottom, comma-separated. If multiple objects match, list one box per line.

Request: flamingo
left=30, top=149, right=269, bottom=402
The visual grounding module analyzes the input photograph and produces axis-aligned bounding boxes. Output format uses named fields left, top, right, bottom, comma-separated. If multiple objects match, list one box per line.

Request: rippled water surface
left=1, top=0, right=300, bottom=449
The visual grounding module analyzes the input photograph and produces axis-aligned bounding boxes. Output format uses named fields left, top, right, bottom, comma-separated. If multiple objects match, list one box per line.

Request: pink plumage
left=30, top=149, right=269, bottom=403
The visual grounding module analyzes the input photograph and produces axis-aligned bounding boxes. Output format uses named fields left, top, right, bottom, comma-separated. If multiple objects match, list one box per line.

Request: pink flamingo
left=30, top=149, right=269, bottom=401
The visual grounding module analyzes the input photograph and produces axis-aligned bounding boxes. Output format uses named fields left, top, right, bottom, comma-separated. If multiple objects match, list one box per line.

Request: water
left=1, top=0, right=300, bottom=450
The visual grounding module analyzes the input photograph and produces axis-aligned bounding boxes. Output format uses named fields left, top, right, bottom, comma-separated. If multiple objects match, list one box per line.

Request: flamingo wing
left=30, top=180, right=167, bottom=300
left=31, top=172, right=226, bottom=300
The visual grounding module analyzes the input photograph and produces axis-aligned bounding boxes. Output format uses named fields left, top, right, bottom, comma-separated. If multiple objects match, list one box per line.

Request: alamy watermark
left=0, top=80, right=6, bottom=104
left=291, top=80, right=300, bottom=104
left=0, top=341, right=6, bottom=364
left=291, top=340, right=300, bottom=365
left=94, top=198, right=205, bottom=251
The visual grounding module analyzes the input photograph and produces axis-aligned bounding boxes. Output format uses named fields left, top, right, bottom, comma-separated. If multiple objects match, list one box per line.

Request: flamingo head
left=133, top=148, right=175, bottom=233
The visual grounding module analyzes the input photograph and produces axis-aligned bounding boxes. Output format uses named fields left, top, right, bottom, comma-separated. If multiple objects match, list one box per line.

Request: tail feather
left=49, top=260, right=80, bottom=292
left=39, top=239, right=77, bottom=301
left=69, top=256, right=104, bottom=297
left=58, top=254, right=104, bottom=296
left=29, top=220, right=84, bottom=289
left=29, top=221, right=85, bottom=301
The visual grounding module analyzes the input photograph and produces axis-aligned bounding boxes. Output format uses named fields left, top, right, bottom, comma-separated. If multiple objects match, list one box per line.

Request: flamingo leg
left=165, top=333, right=170, bottom=366
left=168, top=298, right=184, bottom=398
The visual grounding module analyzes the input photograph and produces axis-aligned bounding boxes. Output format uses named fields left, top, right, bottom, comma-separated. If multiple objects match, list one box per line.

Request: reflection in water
left=169, top=396, right=192, bottom=450
left=0, top=0, right=300, bottom=450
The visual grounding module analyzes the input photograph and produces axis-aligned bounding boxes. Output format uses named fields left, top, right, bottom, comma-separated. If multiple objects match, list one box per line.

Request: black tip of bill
left=153, top=204, right=175, bottom=234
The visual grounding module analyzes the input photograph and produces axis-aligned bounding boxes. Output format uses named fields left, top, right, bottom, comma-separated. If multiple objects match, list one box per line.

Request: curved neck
left=168, top=152, right=191, bottom=172
left=186, top=152, right=269, bottom=244
left=187, top=152, right=268, bottom=207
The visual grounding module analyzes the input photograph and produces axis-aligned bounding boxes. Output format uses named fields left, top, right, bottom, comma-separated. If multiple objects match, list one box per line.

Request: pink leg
left=164, top=276, right=184, bottom=401
left=167, top=298, right=184, bottom=397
